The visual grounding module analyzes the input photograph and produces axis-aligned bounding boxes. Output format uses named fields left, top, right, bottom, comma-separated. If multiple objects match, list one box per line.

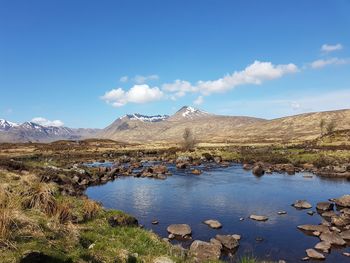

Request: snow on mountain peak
left=124, top=113, right=169, bottom=122
left=0, top=119, right=19, bottom=130
left=177, top=106, right=209, bottom=119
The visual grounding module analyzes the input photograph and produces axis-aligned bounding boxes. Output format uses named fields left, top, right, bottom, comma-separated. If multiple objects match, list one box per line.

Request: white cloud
left=31, top=117, right=64, bottom=127
left=119, top=76, right=128, bottom=82
left=101, top=84, right=164, bottom=107
left=310, top=57, right=350, bottom=69
left=133, top=74, right=159, bottom=84
left=162, top=60, right=298, bottom=97
left=321, top=43, right=343, bottom=53
left=193, top=96, right=204, bottom=105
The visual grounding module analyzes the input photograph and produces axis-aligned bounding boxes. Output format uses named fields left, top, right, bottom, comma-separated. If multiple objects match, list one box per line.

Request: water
left=86, top=163, right=350, bottom=262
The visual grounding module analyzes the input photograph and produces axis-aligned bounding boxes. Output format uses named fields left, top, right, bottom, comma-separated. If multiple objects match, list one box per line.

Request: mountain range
left=1, top=106, right=350, bottom=143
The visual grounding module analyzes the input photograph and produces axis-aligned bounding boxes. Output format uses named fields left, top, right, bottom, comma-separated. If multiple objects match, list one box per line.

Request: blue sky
left=1, top=0, right=350, bottom=128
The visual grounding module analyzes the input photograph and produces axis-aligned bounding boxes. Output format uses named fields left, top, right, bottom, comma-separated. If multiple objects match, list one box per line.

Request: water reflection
left=87, top=163, right=350, bottom=262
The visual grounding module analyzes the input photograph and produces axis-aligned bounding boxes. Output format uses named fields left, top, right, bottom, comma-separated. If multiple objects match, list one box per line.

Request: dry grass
left=21, top=181, right=57, bottom=216
left=55, top=201, right=72, bottom=224
left=82, top=199, right=101, bottom=221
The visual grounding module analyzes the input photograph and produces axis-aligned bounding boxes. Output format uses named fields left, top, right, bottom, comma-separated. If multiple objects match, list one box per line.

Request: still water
left=86, top=163, right=350, bottom=262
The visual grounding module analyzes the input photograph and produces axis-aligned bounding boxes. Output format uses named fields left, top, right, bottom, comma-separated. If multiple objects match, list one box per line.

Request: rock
left=215, top=234, right=239, bottom=250
left=343, top=252, right=350, bottom=257
left=292, top=200, right=312, bottom=209
left=243, top=163, right=252, bottom=170
left=209, top=238, right=223, bottom=249
left=176, top=162, right=187, bottom=169
left=167, top=224, right=192, bottom=237
left=249, top=214, right=268, bottom=221
left=191, top=169, right=202, bottom=175
left=231, top=234, right=241, bottom=240
left=152, top=220, right=159, bottom=225
left=316, top=202, right=334, bottom=211
left=319, top=232, right=346, bottom=246
left=314, top=241, right=331, bottom=253
left=152, top=165, right=168, bottom=174
left=108, top=214, right=138, bottom=227
left=203, top=219, right=222, bottom=229
left=306, top=249, right=325, bottom=260
left=176, top=156, right=192, bottom=163
left=301, top=257, right=310, bottom=261
left=168, top=234, right=175, bottom=239
left=255, top=236, right=264, bottom=242
left=303, top=163, right=314, bottom=170
left=340, top=230, right=350, bottom=240
left=153, top=257, right=175, bottom=263
left=189, top=240, right=221, bottom=262
left=333, top=195, right=350, bottom=207
left=297, top=224, right=330, bottom=233
left=331, top=215, right=350, bottom=227
left=307, top=211, right=315, bottom=216
left=239, top=217, right=244, bottom=221
left=214, top=156, right=222, bottom=163
left=341, top=208, right=350, bottom=216
left=321, top=211, right=337, bottom=218
left=201, top=153, right=214, bottom=162
left=333, top=165, right=347, bottom=173
left=277, top=211, right=287, bottom=215
left=252, top=165, right=264, bottom=176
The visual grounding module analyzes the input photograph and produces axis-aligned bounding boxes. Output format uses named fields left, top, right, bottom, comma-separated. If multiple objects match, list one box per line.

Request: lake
left=86, top=162, right=350, bottom=262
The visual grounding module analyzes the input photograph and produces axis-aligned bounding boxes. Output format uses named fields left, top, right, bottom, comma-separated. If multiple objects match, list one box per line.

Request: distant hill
left=99, top=106, right=350, bottom=144
left=0, top=119, right=100, bottom=143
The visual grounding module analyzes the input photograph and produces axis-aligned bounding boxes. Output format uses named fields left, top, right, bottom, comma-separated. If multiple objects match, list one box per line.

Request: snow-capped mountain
left=122, top=113, right=169, bottom=122
left=169, top=106, right=210, bottom=121
left=0, top=119, right=100, bottom=142
left=0, top=119, right=19, bottom=131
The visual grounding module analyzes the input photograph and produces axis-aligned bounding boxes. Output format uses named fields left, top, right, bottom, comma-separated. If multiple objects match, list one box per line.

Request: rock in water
left=306, top=249, right=325, bottom=260
left=333, top=195, right=350, bottom=207
left=167, top=224, right=192, bottom=237
left=252, top=165, right=264, bottom=176
left=189, top=240, right=221, bottom=262
left=316, top=202, right=334, bottom=211
left=215, top=234, right=239, bottom=250
left=314, top=241, right=331, bottom=253
left=249, top=214, right=268, bottom=221
left=203, top=219, right=222, bottom=229
left=292, top=200, right=312, bottom=209
left=319, top=232, right=346, bottom=246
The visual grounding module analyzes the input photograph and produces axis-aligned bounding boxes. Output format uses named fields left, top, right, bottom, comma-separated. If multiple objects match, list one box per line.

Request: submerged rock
left=189, top=240, right=221, bottom=262
left=203, top=219, right=222, bottom=229
left=306, top=248, right=325, bottom=260
left=167, top=224, right=192, bottom=237
left=249, top=214, right=268, bottom=221
left=292, top=200, right=312, bottom=209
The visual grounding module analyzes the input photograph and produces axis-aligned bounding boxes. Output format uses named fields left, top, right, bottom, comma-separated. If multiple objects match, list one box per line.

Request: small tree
left=319, top=119, right=326, bottom=136
left=182, top=128, right=195, bottom=151
left=326, top=119, right=336, bottom=134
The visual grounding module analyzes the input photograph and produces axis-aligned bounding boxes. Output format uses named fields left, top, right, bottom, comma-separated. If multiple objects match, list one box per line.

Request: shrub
left=82, top=199, right=101, bottom=221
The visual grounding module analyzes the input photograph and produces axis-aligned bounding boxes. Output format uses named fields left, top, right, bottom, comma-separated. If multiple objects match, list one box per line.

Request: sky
left=1, top=0, right=350, bottom=128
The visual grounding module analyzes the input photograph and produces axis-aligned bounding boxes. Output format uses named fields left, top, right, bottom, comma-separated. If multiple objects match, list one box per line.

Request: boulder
left=319, top=232, right=346, bottom=246
left=297, top=224, right=330, bottom=233
left=152, top=165, right=168, bottom=174
left=191, top=169, right=202, bottom=175
left=203, top=219, right=222, bottom=229
left=292, top=200, right=312, bottom=209
left=249, top=215, right=268, bottom=221
left=167, top=224, right=192, bottom=237
left=331, top=215, right=350, bottom=227
left=333, top=195, right=350, bottom=207
left=316, top=202, right=334, bottom=211
left=189, top=240, right=221, bottom=262
left=321, top=211, right=337, bottom=218
left=215, top=234, right=239, bottom=250
left=314, top=241, right=331, bottom=253
left=306, top=249, right=325, bottom=260
left=252, top=165, right=264, bottom=176
left=340, top=230, right=350, bottom=240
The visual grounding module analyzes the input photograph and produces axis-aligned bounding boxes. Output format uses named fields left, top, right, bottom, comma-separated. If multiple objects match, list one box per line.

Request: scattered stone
left=301, top=256, right=309, bottom=261
left=306, top=249, right=325, bottom=260
left=152, top=165, right=168, bottom=174
left=152, top=220, right=159, bottom=225
left=319, top=232, right=346, bottom=246
left=209, top=238, right=223, bottom=250
left=297, top=224, right=330, bottom=233
left=340, top=230, right=350, bottom=240
left=277, top=211, right=287, bottom=215
left=215, top=234, right=239, bottom=250
left=189, top=240, right=221, bottom=262
left=168, top=234, right=175, bottom=239
left=333, top=195, right=350, bottom=208
left=307, top=211, right=315, bottom=216
left=331, top=215, right=349, bottom=227
left=214, top=156, right=222, bottom=163
left=239, top=217, right=244, bottom=221
left=167, top=224, right=192, bottom=237
left=321, top=211, right=336, bottom=218
left=231, top=234, right=241, bottom=240
left=293, top=200, right=312, bottom=209
left=316, top=202, right=334, bottom=211
left=203, top=219, right=222, bottom=229
left=252, top=165, right=264, bottom=176
left=191, top=169, right=202, bottom=175
left=314, top=241, right=331, bottom=253
left=249, top=214, right=268, bottom=221
left=343, top=252, right=350, bottom=257
left=176, top=163, right=187, bottom=169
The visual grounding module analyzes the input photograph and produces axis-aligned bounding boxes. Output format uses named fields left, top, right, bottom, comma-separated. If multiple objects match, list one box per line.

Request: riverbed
left=86, top=163, right=350, bottom=262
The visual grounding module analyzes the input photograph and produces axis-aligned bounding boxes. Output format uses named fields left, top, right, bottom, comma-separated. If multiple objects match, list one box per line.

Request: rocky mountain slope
left=0, top=120, right=99, bottom=143
left=99, top=106, right=350, bottom=144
